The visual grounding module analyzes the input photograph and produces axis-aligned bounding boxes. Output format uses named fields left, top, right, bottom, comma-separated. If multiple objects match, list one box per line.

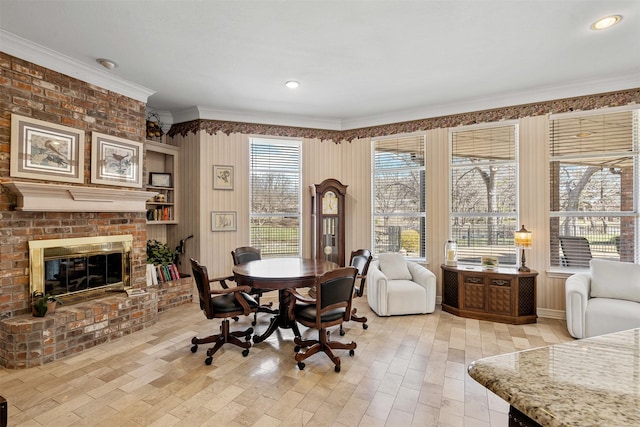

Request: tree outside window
left=249, top=138, right=302, bottom=257
left=450, top=124, right=518, bottom=265
left=372, top=135, right=426, bottom=258
left=549, top=109, right=638, bottom=268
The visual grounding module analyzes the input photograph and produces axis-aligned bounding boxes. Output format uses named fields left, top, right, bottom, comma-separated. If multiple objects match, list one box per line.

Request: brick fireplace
left=0, top=53, right=192, bottom=368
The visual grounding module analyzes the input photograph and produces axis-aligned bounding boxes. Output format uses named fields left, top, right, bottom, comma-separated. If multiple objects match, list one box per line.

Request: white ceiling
left=1, top=1, right=639, bottom=130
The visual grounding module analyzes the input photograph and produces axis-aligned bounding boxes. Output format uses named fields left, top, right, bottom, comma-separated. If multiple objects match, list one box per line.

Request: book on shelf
left=146, top=207, right=173, bottom=221
left=155, top=263, right=181, bottom=283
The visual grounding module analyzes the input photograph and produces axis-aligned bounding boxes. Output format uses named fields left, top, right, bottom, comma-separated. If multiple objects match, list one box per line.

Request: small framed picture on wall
left=211, top=211, right=237, bottom=232
left=213, top=165, right=234, bottom=190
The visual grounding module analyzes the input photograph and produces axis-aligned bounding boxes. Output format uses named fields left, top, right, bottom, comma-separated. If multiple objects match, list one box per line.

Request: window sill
left=546, top=267, right=588, bottom=279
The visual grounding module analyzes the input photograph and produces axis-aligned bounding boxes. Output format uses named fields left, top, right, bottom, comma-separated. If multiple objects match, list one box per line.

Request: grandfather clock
left=312, top=178, right=347, bottom=266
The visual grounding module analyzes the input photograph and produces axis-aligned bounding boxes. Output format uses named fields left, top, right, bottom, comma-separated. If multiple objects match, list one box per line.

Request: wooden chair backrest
left=314, top=266, right=357, bottom=325
left=190, top=258, right=214, bottom=318
left=349, top=249, right=372, bottom=297
left=231, top=246, right=261, bottom=265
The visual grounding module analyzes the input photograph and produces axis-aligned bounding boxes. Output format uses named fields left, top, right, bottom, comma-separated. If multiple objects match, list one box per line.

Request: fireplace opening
left=29, top=235, right=133, bottom=305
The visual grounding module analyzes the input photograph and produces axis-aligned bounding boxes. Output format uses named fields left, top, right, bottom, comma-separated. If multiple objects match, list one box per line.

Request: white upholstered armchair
left=366, top=253, right=436, bottom=316
left=566, top=259, right=640, bottom=339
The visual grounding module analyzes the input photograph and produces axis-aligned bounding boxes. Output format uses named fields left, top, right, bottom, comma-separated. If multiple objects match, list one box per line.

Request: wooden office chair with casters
left=231, top=246, right=277, bottom=325
left=339, top=249, right=373, bottom=336
left=288, top=266, right=358, bottom=372
left=190, top=258, right=258, bottom=365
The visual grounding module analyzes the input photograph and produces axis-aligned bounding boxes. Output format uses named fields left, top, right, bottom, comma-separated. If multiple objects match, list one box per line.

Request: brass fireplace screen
left=29, top=235, right=132, bottom=303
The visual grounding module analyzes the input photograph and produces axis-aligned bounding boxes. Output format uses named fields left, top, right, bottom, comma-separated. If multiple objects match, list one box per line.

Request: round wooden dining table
left=232, top=257, right=339, bottom=343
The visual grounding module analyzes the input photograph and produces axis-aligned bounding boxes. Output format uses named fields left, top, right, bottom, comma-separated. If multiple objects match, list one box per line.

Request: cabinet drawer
left=490, top=278, right=512, bottom=287
left=463, top=275, right=484, bottom=285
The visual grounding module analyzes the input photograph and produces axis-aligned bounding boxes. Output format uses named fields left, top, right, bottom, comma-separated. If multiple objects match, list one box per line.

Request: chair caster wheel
left=242, top=349, right=250, bottom=357
left=205, top=357, right=213, bottom=365
left=245, top=334, right=251, bottom=341
left=339, top=328, right=345, bottom=336
left=294, top=346, right=301, bottom=353
left=349, top=349, right=355, bottom=357
left=297, top=362, right=305, bottom=370
left=363, top=323, right=368, bottom=330
left=252, top=321, right=256, bottom=326
left=334, top=365, right=341, bottom=373
left=191, top=345, right=198, bottom=353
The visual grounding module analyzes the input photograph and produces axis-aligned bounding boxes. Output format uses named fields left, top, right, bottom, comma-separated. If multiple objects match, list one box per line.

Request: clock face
left=322, top=191, right=338, bottom=215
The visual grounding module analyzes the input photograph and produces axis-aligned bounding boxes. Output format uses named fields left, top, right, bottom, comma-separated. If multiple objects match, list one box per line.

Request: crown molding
left=343, top=70, right=640, bottom=130
left=4, top=28, right=638, bottom=131
left=0, top=30, right=155, bottom=103
left=169, top=88, right=640, bottom=143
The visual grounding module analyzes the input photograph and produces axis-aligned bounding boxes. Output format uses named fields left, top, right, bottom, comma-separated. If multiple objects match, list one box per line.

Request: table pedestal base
left=252, top=289, right=301, bottom=343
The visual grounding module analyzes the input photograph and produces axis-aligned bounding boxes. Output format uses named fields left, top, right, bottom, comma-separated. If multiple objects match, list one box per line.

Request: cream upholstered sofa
left=565, top=259, right=640, bottom=339
left=366, top=253, right=436, bottom=316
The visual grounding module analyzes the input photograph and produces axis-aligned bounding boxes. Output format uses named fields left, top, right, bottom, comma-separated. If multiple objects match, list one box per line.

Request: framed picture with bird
left=10, top=113, right=85, bottom=183
left=91, top=132, right=143, bottom=188
left=213, top=165, right=234, bottom=190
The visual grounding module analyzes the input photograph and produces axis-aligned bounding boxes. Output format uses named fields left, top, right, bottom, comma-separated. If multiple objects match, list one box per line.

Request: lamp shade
left=514, top=225, right=532, bottom=248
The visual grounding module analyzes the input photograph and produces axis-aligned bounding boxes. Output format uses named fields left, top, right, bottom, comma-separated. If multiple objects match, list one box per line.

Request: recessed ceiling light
left=590, top=15, right=622, bottom=30
left=285, top=81, right=300, bottom=89
left=97, top=58, right=118, bottom=69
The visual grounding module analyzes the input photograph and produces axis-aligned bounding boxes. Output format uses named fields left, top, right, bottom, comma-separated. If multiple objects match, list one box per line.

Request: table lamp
left=514, top=225, right=532, bottom=272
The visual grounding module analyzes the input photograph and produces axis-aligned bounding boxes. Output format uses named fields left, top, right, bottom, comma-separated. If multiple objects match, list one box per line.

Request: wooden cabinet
left=145, top=140, right=179, bottom=225
left=441, top=265, right=537, bottom=324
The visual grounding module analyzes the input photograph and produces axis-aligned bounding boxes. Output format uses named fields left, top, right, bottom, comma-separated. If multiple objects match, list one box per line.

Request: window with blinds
left=549, top=108, right=639, bottom=268
left=450, top=124, right=518, bottom=265
left=249, top=138, right=302, bottom=257
left=372, top=135, right=426, bottom=258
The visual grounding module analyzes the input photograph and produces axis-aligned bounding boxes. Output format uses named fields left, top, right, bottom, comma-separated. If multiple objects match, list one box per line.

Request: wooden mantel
left=2, top=180, right=158, bottom=212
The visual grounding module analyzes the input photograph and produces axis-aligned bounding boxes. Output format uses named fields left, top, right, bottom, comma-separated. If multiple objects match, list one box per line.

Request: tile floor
left=0, top=294, right=573, bottom=426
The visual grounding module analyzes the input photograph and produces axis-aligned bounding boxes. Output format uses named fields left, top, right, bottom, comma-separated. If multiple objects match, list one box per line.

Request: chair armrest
left=366, top=261, right=389, bottom=316
left=406, top=262, right=435, bottom=287
left=204, top=280, right=253, bottom=315
left=565, top=272, right=591, bottom=339
left=407, top=261, right=437, bottom=313
left=286, top=288, right=315, bottom=304
left=210, top=275, right=234, bottom=289
left=208, top=285, right=251, bottom=296
left=285, top=289, right=316, bottom=319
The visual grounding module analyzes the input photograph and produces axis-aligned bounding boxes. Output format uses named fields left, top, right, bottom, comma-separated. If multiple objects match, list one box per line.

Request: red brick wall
left=0, top=52, right=149, bottom=319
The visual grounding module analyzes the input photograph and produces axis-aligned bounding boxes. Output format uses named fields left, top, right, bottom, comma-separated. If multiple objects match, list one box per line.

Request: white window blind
left=372, top=135, right=426, bottom=258
left=450, top=124, right=518, bottom=265
left=250, top=138, right=302, bottom=257
left=549, top=109, right=639, bottom=268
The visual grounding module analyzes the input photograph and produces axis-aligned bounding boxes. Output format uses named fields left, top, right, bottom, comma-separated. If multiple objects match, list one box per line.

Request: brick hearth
left=0, top=277, right=192, bottom=368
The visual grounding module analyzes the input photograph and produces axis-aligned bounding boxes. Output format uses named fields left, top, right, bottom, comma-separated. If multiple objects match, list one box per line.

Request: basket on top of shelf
left=146, top=111, right=164, bottom=141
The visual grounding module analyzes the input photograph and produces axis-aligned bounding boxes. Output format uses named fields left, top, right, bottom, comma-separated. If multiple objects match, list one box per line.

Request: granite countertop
left=468, top=328, right=640, bottom=426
